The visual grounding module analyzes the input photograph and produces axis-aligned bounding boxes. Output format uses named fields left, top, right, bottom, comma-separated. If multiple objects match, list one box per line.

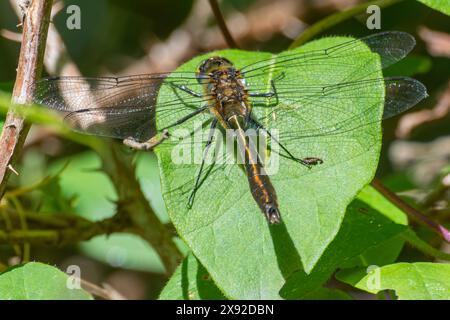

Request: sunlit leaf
left=337, top=263, right=450, bottom=299
left=0, top=262, right=92, bottom=300
left=155, top=35, right=387, bottom=298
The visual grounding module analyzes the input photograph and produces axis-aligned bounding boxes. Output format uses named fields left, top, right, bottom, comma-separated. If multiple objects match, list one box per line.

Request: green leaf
left=159, top=253, right=226, bottom=300
left=280, top=194, right=406, bottom=299
left=156, top=36, right=385, bottom=299
left=159, top=186, right=407, bottom=299
left=337, top=263, right=450, bottom=299
left=339, top=185, right=407, bottom=268
left=357, top=185, right=408, bottom=225
left=0, top=262, right=92, bottom=300
left=49, top=151, right=116, bottom=221
left=417, top=0, right=450, bottom=15
left=339, top=235, right=405, bottom=268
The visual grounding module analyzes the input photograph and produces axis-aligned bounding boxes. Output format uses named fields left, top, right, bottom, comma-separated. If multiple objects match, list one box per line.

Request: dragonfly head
left=196, top=56, right=234, bottom=83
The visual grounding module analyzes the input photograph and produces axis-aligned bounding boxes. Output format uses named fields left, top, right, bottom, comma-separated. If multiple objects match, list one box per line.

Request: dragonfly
left=33, top=31, right=427, bottom=224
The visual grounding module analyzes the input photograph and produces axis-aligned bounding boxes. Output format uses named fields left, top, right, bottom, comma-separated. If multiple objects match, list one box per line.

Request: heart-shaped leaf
left=155, top=36, right=384, bottom=299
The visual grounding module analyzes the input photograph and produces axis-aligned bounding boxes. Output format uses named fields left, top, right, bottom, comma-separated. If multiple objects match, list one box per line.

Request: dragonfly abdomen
left=228, top=115, right=281, bottom=224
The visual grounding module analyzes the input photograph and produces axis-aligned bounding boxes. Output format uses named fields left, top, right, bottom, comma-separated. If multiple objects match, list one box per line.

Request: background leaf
left=0, top=262, right=92, bottom=300
left=337, top=262, right=450, bottom=299
left=383, top=55, right=432, bottom=77
left=156, top=36, right=385, bottom=299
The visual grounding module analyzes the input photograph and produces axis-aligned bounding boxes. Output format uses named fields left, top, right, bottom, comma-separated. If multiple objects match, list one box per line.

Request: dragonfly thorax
left=197, top=57, right=250, bottom=123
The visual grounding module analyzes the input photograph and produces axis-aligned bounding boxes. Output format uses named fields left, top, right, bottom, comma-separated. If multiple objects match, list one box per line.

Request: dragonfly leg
left=123, top=129, right=170, bottom=151
left=125, top=105, right=209, bottom=150
left=168, top=82, right=203, bottom=97
left=162, top=104, right=209, bottom=130
left=188, top=119, right=218, bottom=208
left=249, top=118, right=323, bottom=169
left=249, top=78, right=279, bottom=106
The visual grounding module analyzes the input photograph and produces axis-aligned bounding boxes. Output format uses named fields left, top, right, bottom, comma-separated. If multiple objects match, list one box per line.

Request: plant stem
left=371, top=178, right=450, bottom=243
left=290, top=0, right=405, bottom=49
left=208, top=0, right=238, bottom=48
left=0, top=0, right=53, bottom=199
left=402, top=229, right=450, bottom=261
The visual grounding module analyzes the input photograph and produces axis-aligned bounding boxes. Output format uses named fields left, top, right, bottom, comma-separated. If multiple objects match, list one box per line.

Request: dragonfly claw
left=302, top=157, right=324, bottom=166
left=264, top=204, right=281, bottom=224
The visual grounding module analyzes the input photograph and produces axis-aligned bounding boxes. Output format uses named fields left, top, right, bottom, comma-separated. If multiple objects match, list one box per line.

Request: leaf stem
left=290, top=0, right=405, bottom=49
left=402, top=229, right=450, bottom=261
left=208, top=0, right=238, bottom=48
left=371, top=178, right=450, bottom=243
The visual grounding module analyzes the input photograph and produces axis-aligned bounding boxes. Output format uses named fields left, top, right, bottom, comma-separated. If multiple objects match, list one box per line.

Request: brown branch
left=208, top=0, right=238, bottom=48
left=0, top=0, right=53, bottom=199
left=80, top=279, right=126, bottom=300
left=371, top=178, right=450, bottom=243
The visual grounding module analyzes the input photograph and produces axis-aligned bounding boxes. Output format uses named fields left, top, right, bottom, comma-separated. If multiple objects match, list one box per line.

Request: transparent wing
left=241, top=31, right=416, bottom=78
left=263, top=77, right=427, bottom=139
left=248, top=77, right=427, bottom=168
left=33, top=73, right=209, bottom=142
